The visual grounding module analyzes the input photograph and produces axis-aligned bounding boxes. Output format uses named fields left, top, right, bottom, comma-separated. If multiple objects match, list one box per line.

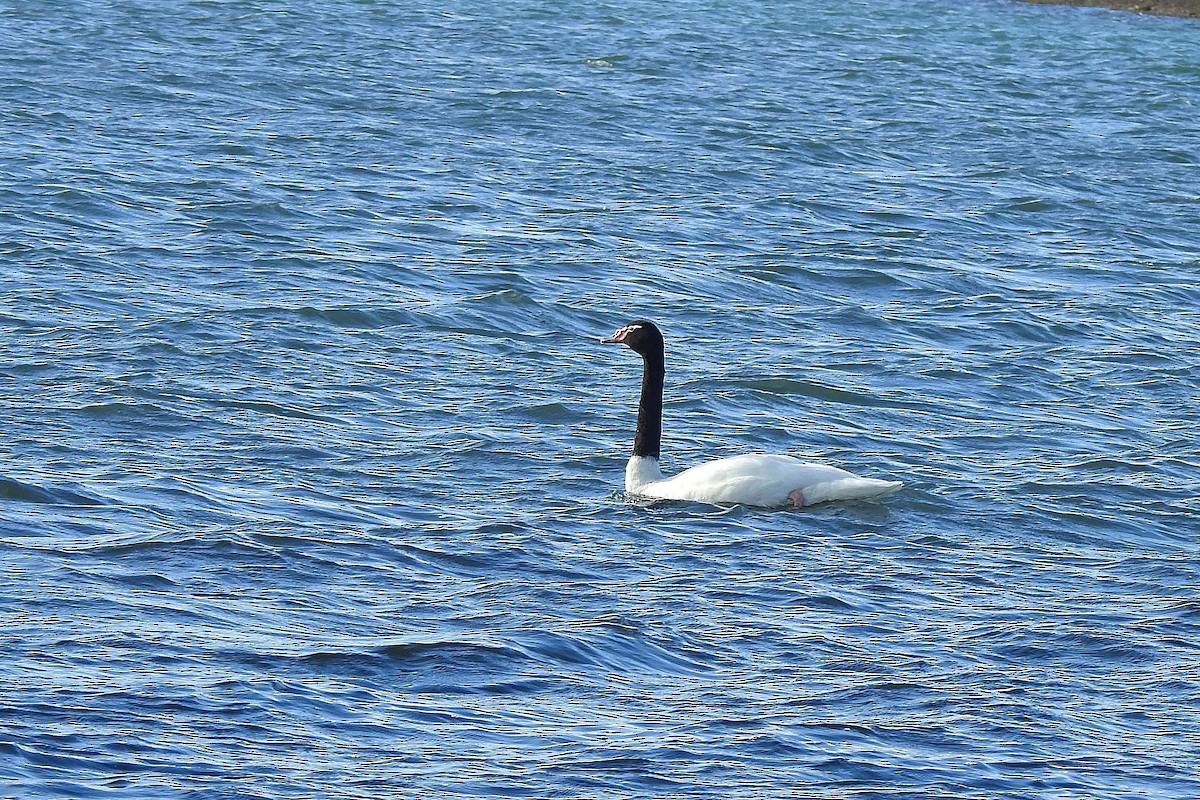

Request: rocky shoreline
left=1021, top=0, right=1200, bottom=17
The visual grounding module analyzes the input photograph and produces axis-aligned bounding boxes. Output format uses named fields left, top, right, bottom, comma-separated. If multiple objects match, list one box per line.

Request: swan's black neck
left=633, top=349, right=664, bottom=459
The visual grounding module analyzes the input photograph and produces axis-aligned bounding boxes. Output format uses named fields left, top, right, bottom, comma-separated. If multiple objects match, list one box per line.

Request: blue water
left=3, top=0, right=1199, bottom=796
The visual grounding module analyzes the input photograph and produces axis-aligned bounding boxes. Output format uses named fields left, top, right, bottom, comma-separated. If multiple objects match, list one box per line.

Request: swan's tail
left=802, top=478, right=902, bottom=506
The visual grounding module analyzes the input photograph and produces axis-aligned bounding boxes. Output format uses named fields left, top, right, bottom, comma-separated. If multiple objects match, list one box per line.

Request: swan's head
left=601, top=320, right=663, bottom=357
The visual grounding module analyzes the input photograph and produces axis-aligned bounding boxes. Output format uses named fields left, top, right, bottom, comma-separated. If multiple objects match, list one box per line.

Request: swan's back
left=631, top=454, right=901, bottom=507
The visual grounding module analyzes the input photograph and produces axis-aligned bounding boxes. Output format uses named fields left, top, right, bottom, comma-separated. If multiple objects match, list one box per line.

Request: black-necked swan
left=601, top=320, right=902, bottom=507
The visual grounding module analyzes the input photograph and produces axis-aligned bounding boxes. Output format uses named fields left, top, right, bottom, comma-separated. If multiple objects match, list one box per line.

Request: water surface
left=2, top=0, right=1199, bottom=797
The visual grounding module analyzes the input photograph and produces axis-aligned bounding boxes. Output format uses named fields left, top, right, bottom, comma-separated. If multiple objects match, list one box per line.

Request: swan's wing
left=643, top=454, right=900, bottom=507
left=800, top=477, right=903, bottom=506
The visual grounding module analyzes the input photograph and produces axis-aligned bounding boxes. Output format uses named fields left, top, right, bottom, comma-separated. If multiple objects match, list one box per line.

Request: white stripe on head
left=614, top=323, right=642, bottom=342
left=601, top=322, right=645, bottom=344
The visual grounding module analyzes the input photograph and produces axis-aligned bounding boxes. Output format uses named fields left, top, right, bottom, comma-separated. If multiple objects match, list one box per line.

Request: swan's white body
left=625, top=454, right=901, bottom=508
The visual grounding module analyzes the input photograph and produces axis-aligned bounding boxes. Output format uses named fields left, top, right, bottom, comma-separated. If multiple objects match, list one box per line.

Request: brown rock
left=1020, top=0, right=1200, bottom=17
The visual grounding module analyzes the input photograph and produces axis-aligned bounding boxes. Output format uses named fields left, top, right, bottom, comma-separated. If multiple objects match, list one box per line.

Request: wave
left=0, top=477, right=110, bottom=507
